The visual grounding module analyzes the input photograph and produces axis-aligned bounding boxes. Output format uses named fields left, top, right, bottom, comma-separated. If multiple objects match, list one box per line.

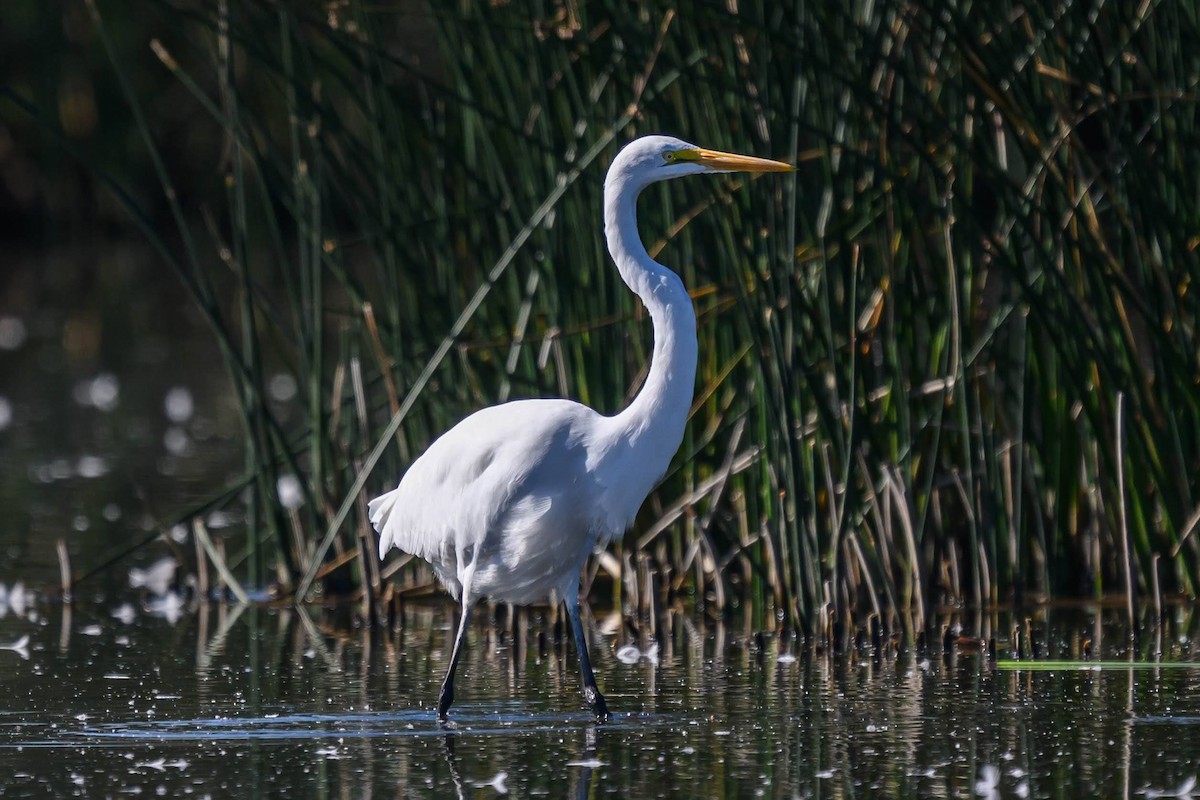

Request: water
left=3, top=251, right=1200, bottom=796
left=1, top=246, right=274, bottom=580
left=1, top=596, right=1198, bottom=798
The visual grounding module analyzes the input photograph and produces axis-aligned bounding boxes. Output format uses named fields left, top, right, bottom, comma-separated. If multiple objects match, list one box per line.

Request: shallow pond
left=3, top=251, right=1200, bottom=796
left=1, top=593, right=1199, bottom=798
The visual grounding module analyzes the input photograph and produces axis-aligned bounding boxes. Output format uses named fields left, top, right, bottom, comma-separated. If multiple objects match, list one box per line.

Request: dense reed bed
left=10, top=0, right=1199, bottom=637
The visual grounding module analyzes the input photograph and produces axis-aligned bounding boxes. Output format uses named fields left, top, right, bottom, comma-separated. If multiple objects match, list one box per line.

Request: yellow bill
left=682, top=147, right=794, bottom=172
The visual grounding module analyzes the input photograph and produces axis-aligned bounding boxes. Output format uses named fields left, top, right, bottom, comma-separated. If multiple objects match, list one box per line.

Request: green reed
left=27, top=0, right=1197, bottom=634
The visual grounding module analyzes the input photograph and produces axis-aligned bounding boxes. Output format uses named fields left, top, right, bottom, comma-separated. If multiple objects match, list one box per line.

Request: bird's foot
left=437, top=688, right=454, bottom=721
left=584, top=686, right=610, bottom=723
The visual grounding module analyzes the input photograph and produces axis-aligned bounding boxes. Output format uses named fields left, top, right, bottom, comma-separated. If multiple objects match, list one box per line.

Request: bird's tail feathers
left=368, top=489, right=400, bottom=558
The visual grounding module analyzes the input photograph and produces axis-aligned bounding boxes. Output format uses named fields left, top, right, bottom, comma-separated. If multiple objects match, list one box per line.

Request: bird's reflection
left=571, top=724, right=601, bottom=800
left=441, top=734, right=466, bottom=800
left=438, top=722, right=602, bottom=798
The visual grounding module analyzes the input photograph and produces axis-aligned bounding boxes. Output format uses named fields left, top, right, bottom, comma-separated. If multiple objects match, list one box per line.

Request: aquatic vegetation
left=0, top=605, right=1195, bottom=797
left=4, top=0, right=1199, bottom=640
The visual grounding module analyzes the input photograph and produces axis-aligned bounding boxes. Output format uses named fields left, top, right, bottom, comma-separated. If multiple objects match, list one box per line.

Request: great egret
left=370, top=135, right=791, bottom=721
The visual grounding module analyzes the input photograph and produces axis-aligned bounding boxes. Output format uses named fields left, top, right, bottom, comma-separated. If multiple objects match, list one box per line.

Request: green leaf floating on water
left=995, top=661, right=1200, bottom=671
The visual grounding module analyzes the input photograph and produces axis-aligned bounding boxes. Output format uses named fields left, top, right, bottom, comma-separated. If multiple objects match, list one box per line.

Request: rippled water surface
left=3, top=251, right=1199, bottom=797
left=1, top=598, right=1199, bottom=798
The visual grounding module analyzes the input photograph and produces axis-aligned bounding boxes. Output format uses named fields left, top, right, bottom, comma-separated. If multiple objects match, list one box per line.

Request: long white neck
left=603, top=172, right=698, bottom=469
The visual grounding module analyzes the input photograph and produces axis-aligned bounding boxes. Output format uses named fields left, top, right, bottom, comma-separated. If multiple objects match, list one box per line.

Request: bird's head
left=606, top=135, right=793, bottom=191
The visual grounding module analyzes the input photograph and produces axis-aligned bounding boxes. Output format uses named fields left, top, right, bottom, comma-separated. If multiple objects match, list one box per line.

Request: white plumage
left=371, top=135, right=791, bottom=721
left=370, top=400, right=622, bottom=606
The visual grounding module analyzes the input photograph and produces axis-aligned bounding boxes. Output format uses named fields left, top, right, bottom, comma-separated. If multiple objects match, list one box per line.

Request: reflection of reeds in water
left=29, top=0, right=1200, bottom=636
left=22, top=596, right=1200, bottom=795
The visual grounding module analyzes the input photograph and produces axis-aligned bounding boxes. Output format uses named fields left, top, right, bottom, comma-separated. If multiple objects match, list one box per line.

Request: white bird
left=370, top=135, right=791, bottom=721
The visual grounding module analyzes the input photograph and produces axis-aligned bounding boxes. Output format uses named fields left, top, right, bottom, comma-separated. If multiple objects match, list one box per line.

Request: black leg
left=438, top=599, right=473, bottom=720
left=566, top=594, right=610, bottom=722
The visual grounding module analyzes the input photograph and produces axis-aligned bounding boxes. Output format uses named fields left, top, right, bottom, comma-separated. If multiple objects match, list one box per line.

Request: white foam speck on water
left=163, top=386, right=194, bottom=423
left=163, top=426, right=190, bottom=455
left=206, top=510, right=240, bottom=529
left=144, top=591, right=185, bottom=625
left=74, top=373, right=120, bottom=411
left=472, top=771, right=508, bottom=794
left=975, top=765, right=1001, bottom=798
left=0, top=634, right=30, bottom=659
left=128, top=558, right=177, bottom=595
left=0, top=316, right=27, bottom=350
left=76, top=455, right=110, bottom=479
left=616, top=642, right=659, bottom=665
left=4, top=582, right=29, bottom=616
left=277, top=474, right=304, bottom=510
left=1141, top=775, right=1197, bottom=799
left=268, top=373, right=297, bottom=402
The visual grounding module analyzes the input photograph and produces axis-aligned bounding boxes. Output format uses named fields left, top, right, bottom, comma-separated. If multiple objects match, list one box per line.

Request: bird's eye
left=664, top=149, right=700, bottom=164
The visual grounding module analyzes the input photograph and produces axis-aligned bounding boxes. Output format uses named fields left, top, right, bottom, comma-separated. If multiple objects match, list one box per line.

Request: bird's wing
left=370, top=399, right=597, bottom=570
left=367, top=490, right=403, bottom=555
